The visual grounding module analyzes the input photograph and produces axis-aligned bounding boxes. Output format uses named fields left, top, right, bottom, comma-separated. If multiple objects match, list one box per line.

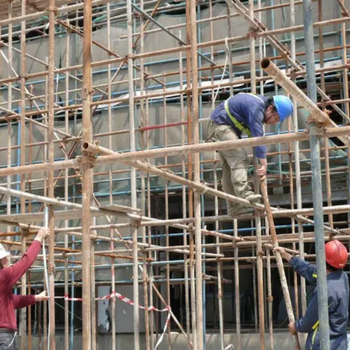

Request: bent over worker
left=207, top=93, right=293, bottom=216
left=0, top=227, right=50, bottom=350
left=275, top=240, right=349, bottom=350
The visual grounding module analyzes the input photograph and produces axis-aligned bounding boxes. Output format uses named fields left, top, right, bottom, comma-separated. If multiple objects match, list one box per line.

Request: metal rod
left=303, top=1, right=330, bottom=349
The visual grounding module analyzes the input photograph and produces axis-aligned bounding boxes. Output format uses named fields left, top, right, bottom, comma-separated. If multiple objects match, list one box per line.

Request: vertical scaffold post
left=303, top=1, right=330, bottom=349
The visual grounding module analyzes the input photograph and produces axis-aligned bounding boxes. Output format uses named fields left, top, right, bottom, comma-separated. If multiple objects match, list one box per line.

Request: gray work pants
left=207, top=120, right=252, bottom=215
left=0, top=333, right=16, bottom=350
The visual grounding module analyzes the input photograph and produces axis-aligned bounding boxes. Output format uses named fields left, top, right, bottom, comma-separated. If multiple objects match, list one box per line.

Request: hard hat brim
left=0, top=251, right=10, bottom=260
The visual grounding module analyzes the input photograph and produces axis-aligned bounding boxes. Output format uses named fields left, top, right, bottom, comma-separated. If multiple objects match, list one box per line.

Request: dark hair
left=266, top=97, right=277, bottom=112
left=326, top=262, right=338, bottom=272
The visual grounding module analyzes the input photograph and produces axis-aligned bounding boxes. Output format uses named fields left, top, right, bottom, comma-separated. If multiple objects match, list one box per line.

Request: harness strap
left=310, top=301, right=334, bottom=349
left=224, top=99, right=252, bottom=137
left=311, top=321, right=319, bottom=350
left=7, top=331, right=17, bottom=348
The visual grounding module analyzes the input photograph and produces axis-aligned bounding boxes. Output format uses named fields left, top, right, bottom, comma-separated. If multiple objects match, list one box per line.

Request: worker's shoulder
left=327, top=270, right=349, bottom=294
left=230, top=94, right=266, bottom=111
left=231, top=93, right=265, bottom=102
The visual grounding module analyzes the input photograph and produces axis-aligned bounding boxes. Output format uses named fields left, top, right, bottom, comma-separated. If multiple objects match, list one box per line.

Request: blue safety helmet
left=273, top=95, right=294, bottom=123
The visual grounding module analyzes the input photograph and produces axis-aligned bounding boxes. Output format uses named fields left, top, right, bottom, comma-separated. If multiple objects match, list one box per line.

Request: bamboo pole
left=226, top=1, right=234, bottom=96
left=19, top=0, right=27, bottom=348
left=251, top=220, right=258, bottom=333
left=91, top=222, right=97, bottom=350
left=249, top=0, right=266, bottom=344
left=63, top=17, right=70, bottom=350
left=289, top=0, right=307, bottom=319
left=106, top=3, right=116, bottom=348
left=234, top=219, right=241, bottom=350
left=47, top=1, right=56, bottom=349
left=126, top=1, right=140, bottom=348
left=260, top=179, right=301, bottom=350
left=144, top=67, right=156, bottom=350
left=261, top=58, right=330, bottom=125
left=81, top=0, right=93, bottom=348
left=162, top=77, right=172, bottom=349
left=185, top=1, right=197, bottom=347
left=265, top=216, right=274, bottom=350
left=255, top=170, right=265, bottom=347
left=138, top=3, right=151, bottom=348
left=340, top=0, right=350, bottom=119
left=178, top=36, right=191, bottom=348
left=6, top=0, right=12, bottom=250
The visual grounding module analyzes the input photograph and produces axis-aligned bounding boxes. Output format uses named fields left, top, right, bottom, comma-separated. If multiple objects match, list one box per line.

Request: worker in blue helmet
left=207, top=93, right=293, bottom=216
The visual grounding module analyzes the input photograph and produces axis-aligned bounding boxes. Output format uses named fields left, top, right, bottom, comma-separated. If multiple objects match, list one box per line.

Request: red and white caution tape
left=55, top=291, right=171, bottom=349
left=154, top=311, right=171, bottom=350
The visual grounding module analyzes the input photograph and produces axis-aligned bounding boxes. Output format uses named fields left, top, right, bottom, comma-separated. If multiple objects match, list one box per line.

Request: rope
left=210, top=37, right=231, bottom=114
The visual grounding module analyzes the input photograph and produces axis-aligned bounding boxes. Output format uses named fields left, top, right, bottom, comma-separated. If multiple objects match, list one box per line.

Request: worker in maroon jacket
left=0, top=227, right=50, bottom=350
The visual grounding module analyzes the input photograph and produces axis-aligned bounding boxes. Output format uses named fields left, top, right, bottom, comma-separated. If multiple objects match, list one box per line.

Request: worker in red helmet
left=275, top=240, right=349, bottom=350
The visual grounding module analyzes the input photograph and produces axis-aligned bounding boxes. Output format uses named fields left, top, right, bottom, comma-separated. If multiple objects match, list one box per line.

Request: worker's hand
left=256, top=165, right=267, bottom=176
left=35, top=291, right=49, bottom=302
left=34, top=228, right=50, bottom=243
left=257, top=158, right=268, bottom=177
left=273, top=246, right=286, bottom=255
left=274, top=246, right=293, bottom=262
left=288, top=321, right=297, bottom=335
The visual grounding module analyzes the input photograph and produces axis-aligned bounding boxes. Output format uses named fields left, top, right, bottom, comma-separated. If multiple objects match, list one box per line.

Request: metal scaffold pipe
left=303, top=1, right=330, bottom=349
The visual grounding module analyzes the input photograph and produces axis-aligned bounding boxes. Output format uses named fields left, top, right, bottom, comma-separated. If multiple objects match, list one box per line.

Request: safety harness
left=308, top=274, right=333, bottom=350
left=224, top=93, right=265, bottom=138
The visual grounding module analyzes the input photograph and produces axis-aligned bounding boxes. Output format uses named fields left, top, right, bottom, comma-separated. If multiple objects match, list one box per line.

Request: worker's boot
left=230, top=169, right=262, bottom=204
left=245, top=193, right=262, bottom=203
left=228, top=205, right=254, bottom=217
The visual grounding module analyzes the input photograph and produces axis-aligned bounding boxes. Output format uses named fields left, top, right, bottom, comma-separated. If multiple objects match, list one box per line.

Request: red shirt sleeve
left=2, top=240, right=42, bottom=289
left=13, top=294, right=36, bottom=309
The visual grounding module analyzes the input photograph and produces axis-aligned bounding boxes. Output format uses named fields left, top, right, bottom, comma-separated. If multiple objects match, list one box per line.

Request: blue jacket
left=290, top=257, right=349, bottom=350
left=210, top=93, right=268, bottom=159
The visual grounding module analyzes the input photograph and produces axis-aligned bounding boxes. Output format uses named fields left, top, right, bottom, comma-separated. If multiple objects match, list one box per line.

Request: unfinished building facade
left=0, top=0, right=349, bottom=349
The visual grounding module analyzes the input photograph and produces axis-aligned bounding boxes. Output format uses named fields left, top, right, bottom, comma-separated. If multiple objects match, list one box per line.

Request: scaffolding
left=0, top=0, right=350, bottom=349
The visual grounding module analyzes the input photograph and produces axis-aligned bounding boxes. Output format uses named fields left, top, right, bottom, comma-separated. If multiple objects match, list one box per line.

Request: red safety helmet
left=325, top=240, right=348, bottom=269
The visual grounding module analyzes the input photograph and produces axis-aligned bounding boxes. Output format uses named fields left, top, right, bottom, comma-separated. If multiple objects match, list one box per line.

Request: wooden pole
left=20, top=0, right=27, bottom=348
left=260, top=178, right=301, bottom=350
left=48, top=1, right=56, bottom=349
left=82, top=0, right=93, bottom=348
